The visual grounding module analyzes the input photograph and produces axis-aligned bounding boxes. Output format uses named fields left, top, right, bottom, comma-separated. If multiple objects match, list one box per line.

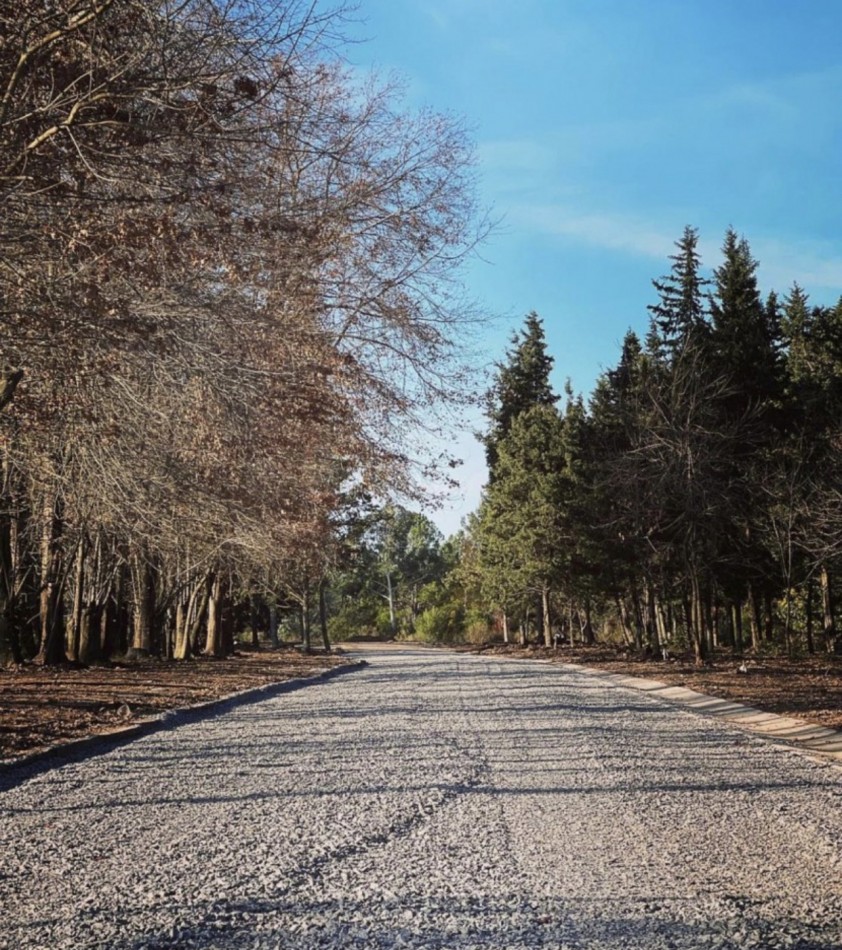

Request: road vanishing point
left=1, top=646, right=841, bottom=949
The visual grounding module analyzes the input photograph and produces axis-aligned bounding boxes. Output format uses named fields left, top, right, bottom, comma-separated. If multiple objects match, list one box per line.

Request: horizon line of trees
left=0, top=0, right=483, bottom=665
left=455, top=226, right=842, bottom=660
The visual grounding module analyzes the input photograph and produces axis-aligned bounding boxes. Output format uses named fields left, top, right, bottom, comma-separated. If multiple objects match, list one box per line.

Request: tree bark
left=300, top=581, right=311, bottom=652
left=805, top=577, right=815, bottom=654
left=36, top=495, right=65, bottom=665
left=541, top=587, right=552, bottom=647
left=67, top=538, right=86, bottom=662
left=820, top=564, right=838, bottom=654
left=385, top=571, right=396, bottom=637
left=204, top=572, right=223, bottom=657
left=130, top=554, right=154, bottom=656
left=0, top=473, right=21, bottom=663
left=731, top=601, right=743, bottom=655
left=173, top=602, right=190, bottom=660
left=318, top=577, right=331, bottom=652
left=748, top=583, right=762, bottom=651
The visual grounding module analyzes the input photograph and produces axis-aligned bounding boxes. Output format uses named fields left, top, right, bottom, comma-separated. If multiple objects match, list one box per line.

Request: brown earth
left=0, top=648, right=353, bottom=763
left=466, top=643, right=842, bottom=732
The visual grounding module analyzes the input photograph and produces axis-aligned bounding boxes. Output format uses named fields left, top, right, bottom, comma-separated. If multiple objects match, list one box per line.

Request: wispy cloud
left=507, top=204, right=842, bottom=297
left=509, top=204, right=676, bottom=260
left=753, top=238, right=842, bottom=296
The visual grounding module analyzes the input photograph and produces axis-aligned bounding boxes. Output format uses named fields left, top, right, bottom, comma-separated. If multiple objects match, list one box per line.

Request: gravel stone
left=1, top=646, right=841, bottom=949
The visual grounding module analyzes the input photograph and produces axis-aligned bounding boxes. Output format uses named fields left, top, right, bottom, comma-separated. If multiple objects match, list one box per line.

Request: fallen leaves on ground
left=468, top=643, right=842, bottom=731
left=0, top=648, right=352, bottom=762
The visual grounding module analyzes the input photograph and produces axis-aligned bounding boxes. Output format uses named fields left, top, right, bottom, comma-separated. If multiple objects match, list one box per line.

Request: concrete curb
left=559, top=661, right=842, bottom=764
left=0, top=659, right=367, bottom=791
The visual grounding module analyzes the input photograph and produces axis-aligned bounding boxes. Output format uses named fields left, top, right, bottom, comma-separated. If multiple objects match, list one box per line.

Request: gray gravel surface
left=1, top=646, right=841, bottom=949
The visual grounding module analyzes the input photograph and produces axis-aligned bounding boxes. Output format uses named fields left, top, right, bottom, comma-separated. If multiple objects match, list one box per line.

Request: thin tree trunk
left=300, top=581, right=311, bottom=653
left=748, top=583, right=762, bottom=651
left=541, top=587, right=552, bottom=647
left=250, top=594, right=260, bottom=649
left=385, top=572, right=396, bottom=637
left=268, top=604, right=279, bottom=647
left=820, top=564, right=838, bottom=654
left=0, top=481, right=21, bottom=664
left=37, top=495, right=65, bottom=665
left=582, top=597, right=595, bottom=645
left=501, top=610, right=509, bottom=645
left=805, top=577, right=815, bottom=654
left=318, top=578, right=331, bottom=652
left=630, top=585, right=645, bottom=651
left=68, top=538, right=86, bottom=662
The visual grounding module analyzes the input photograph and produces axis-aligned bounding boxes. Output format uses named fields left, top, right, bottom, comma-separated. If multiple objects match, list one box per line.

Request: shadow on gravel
left=115, top=893, right=841, bottom=950
left=0, top=663, right=365, bottom=793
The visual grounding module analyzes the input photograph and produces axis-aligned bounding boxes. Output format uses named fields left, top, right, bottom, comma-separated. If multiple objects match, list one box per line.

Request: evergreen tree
left=647, top=226, right=710, bottom=359
left=483, top=312, right=557, bottom=480
left=710, top=228, right=782, bottom=416
left=478, top=404, right=568, bottom=646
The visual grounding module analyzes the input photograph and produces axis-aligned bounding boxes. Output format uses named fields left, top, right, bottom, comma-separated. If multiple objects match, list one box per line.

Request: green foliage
left=483, top=312, right=558, bottom=480
left=413, top=602, right=466, bottom=644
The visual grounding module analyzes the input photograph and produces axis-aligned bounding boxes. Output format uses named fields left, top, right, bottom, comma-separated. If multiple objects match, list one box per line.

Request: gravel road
left=1, top=646, right=841, bottom=949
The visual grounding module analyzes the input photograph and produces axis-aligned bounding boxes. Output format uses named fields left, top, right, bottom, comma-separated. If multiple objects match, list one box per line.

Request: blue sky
left=346, top=0, right=842, bottom=536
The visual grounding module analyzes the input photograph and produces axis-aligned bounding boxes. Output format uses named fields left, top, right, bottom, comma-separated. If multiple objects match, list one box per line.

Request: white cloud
left=509, top=204, right=676, bottom=259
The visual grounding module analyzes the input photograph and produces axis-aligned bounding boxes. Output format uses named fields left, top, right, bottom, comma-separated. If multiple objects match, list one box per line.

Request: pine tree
left=647, top=226, right=710, bottom=360
left=710, top=228, right=782, bottom=416
left=483, top=312, right=557, bottom=480
left=479, top=403, right=568, bottom=646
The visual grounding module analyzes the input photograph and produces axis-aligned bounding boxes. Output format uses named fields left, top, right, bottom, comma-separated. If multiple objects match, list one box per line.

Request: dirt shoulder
left=465, top=643, right=842, bottom=732
left=0, top=648, right=352, bottom=763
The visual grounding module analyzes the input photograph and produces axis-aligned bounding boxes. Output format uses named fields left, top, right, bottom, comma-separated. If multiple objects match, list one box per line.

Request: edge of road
left=0, top=659, right=368, bottom=791
left=553, top=660, right=842, bottom=765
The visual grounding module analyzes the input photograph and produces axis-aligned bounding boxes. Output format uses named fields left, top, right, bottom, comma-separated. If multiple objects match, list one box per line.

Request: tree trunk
left=687, top=573, right=706, bottom=663
left=318, top=577, right=331, bottom=652
left=501, top=610, right=509, bottom=645
left=805, top=577, right=815, bottom=655
left=300, top=581, right=311, bottom=652
left=250, top=594, right=260, bottom=649
left=130, top=554, right=154, bottom=656
left=78, top=605, right=98, bottom=663
left=630, top=585, right=645, bottom=651
left=820, top=564, right=838, bottom=654
left=221, top=601, right=234, bottom=656
left=645, top=583, right=659, bottom=653
left=385, top=571, right=396, bottom=637
left=748, top=583, right=761, bottom=651
left=268, top=604, right=279, bottom=647
left=731, top=601, right=743, bottom=655
left=189, top=571, right=213, bottom=654
left=541, top=587, right=552, bottom=647
left=582, top=598, right=595, bottom=645
left=615, top=595, right=634, bottom=646
left=0, top=484, right=22, bottom=664
left=204, top=573, right=223, bottom=657
left=37, top=496, right=65, bottom=665
left=173, top=602, right=190, bottom=660
left=763, top=591, right=774, bottom=643
left=67, top=538, right=86, bottom=662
